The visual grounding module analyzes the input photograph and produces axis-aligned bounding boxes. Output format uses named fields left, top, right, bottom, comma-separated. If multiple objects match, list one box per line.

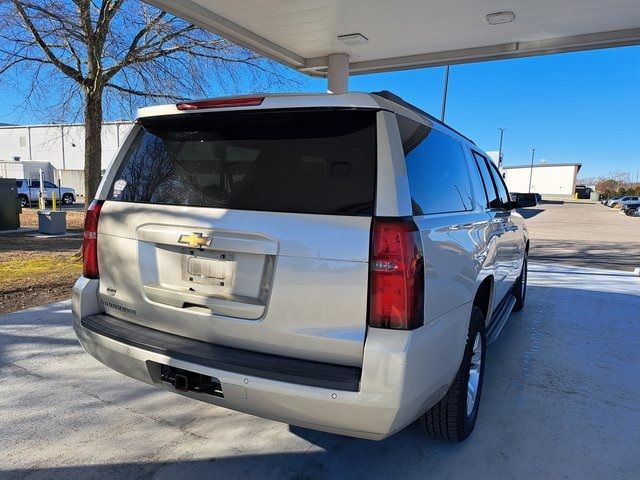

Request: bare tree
left=592, top=171, right=640, bottom=197
left=0, top=0, right=294, bottom=203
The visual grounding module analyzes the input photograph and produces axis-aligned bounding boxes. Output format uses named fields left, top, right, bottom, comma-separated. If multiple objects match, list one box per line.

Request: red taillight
left=368, top=217, right=424, bottom=330
left=176, top=97, right=264, bottom=110
left=82, top=200, right=104, bottom=279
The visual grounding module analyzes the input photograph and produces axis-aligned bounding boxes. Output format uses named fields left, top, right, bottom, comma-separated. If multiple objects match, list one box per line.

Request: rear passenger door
left=397, top=116, right=490, bottom=324
left=44, top=181, right=58, bottom=202
left=28, top=180, right=40, bottom=202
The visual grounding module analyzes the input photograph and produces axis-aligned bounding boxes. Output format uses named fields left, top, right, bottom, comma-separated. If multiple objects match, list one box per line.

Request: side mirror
left=511, top=193, right=537, bottom=208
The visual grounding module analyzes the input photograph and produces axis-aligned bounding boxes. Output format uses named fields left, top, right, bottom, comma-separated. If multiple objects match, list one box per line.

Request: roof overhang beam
left=302, top=27, right=640, bottom=75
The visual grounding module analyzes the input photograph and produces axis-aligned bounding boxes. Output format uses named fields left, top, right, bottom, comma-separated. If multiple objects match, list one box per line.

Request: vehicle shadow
left=0, top=233, right=82, bottom=253
left=529, top=240, right=640, bottom=271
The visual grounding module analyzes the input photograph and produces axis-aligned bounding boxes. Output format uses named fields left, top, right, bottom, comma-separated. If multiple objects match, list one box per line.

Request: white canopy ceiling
left=147, top=0, right=640, bottom=75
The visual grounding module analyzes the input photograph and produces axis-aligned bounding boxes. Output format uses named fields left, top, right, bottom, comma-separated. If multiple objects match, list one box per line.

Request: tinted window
left=488, top=161, right=510, bottom=207
left=398, top=116, right=473, bottom=215
left=16, top=180, right=23, bottom=188
left=30, top=180, right=40, bottom=188
left=44, top=181, right=56, bottom=188
left=109, top=110, right=377, bottom=216
left=472, top=152, right=499, bottom=209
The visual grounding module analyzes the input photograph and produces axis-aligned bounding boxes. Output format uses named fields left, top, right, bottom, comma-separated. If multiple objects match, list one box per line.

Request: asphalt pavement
left=523, top=201, right=640, bottom=271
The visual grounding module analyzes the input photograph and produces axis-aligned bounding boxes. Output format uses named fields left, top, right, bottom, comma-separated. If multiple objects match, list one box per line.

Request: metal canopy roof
left=504, top=163, right=582, bottom=170
left=146, top=0, right=640, bottom=76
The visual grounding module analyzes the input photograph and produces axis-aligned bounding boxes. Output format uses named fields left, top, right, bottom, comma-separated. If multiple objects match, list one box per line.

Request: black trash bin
left=0, top=178, right=21, bottom=230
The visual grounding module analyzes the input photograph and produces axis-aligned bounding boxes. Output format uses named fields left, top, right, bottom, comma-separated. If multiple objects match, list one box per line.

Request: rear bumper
left=72, top=277, right=469, bottom=440
left=80, top=313, right=361, bottom=391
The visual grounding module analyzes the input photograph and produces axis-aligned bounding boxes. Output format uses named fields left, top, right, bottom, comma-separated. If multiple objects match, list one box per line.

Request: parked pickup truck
left=16, top=179, right=76, bottom=207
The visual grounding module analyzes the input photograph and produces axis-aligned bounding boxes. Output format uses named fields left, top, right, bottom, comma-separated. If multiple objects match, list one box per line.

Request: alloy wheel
left=466, top=332, right=483, bottom=417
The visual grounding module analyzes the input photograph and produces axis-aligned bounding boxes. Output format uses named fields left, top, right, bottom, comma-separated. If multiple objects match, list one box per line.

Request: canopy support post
left=327, top=53, right=349, bottom=94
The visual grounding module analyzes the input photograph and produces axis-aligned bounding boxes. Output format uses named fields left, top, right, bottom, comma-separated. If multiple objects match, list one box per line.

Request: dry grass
left=0, top=254, right=81, bottom=288
left=0, top=210, right=85, bottom=314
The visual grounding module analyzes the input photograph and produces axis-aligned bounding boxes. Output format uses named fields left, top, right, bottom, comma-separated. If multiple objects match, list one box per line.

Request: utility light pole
left=497, top=128, right=507, bottom=169
left=528, top=148, right=536, bottom=193
left=440, top=65, right=450, bottom=122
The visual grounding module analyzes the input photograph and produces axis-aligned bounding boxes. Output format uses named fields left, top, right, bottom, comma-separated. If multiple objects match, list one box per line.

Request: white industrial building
left=486, top=151, right=502, bottom=165
left=0, top=121, right=132, bottom=196
left=502, top=163, right=582, bottom=196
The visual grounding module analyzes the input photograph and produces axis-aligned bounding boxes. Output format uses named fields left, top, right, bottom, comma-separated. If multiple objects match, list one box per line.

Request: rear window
left=108, top=109, right=377, bottom=216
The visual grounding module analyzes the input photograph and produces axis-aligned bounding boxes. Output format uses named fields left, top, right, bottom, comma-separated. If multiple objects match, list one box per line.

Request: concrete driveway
left=1, top=262, right=639, bottom=479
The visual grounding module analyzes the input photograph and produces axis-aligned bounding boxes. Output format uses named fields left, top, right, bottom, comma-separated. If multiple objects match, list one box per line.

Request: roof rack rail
left=370, top=90, right=476, bottom=145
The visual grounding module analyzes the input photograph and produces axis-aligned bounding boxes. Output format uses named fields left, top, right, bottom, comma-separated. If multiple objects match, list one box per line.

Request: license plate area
left=160, top=365, right=224, bottom=398
left=185, top=252, right=232, bottom=286
left=138, top=241, right=275, bottom=319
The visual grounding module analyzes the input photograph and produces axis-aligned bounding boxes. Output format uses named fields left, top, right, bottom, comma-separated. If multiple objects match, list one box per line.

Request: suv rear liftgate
left=86, top=108, right=379, bottom=376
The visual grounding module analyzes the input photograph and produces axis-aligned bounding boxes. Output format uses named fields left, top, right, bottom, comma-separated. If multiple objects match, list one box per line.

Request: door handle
left=496, top=221, right=509, bottom=234
left=143, top=284, right=265, bottom=320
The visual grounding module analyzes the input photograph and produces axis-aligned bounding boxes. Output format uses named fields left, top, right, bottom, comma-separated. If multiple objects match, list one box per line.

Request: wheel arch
left=473, top=275, right=494, bottom=323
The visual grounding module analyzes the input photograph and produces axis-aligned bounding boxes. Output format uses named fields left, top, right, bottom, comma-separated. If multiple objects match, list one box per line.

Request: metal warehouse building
left=502, top=163, right=582, bottom=196
left=0, top=122, right=132, bottom=196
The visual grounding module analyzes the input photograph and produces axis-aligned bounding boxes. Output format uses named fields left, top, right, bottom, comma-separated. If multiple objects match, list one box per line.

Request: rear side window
left=16, top=180, right=23, bottom=188
left=472, top=152, right=500, bottom=209
left=487, top=161, right=511, bottom=207
left=108, top=110, right=377, bottom=216
left=397, top=116, right=473, bottom=215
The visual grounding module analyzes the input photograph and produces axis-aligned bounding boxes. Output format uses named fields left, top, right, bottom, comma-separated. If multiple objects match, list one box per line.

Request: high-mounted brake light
left=176, top=97, right=264, bottom=111
left=368, top=217, right=424, bottom=330
left=82, top=200, right=104, bottom=279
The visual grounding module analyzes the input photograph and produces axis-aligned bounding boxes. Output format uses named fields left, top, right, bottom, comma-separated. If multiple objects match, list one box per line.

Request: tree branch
left=10, top=0, right=84, bottom=83
left=0, top=55, right=50, bottom=74
left=105, top=81, right=187, bottom=101
left=103, top=10, right=167, bottom=81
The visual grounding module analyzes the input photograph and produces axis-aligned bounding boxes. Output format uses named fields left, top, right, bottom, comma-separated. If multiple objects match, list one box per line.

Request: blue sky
left=302, top=45, right=640, bottom=179
left=1, top=45, right=638, bottom=179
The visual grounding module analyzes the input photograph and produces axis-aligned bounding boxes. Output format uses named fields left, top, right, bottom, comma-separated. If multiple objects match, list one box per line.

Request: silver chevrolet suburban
left=73, top=91, right=531, bottom=442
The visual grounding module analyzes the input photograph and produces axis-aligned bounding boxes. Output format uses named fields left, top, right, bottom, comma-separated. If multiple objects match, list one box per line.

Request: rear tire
left=62, top=193, right=74, bottom=205
left=626, top=208, right=636, bottom=216
left=19, top=195, right=28, bottom=208
left=512, top=256, right=527, bottom=312
left=419, top=306, right=486, bottom=442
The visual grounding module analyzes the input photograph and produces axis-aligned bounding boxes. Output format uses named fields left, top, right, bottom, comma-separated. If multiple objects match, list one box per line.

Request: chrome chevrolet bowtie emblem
left=178, top=233, right=212, bottom=248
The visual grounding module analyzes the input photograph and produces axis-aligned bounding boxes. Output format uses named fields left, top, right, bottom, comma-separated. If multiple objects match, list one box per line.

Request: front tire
left=419, top=306, right=486, bottom=442
left=513, top=256, right=527, bottom=312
